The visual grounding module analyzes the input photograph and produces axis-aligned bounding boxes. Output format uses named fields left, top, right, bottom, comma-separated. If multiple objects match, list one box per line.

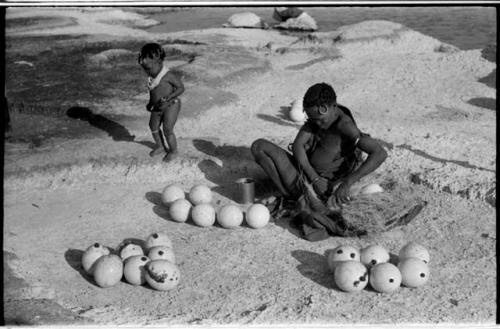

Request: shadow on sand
left=193, top=139, right=288, bottom=201
left=272, top=214, right=304, bottom=240
left=145, top=191, right=172, bottom=222
left=257, top=106, right=302, bottom=129
left=66, top=106, right=155, bottom=149
left=467, top=97, right=496, bottom=111
left=64, top=249, right=95, bottom=285
left=193, top=139, right=255, bottom=202
left=291, top=249, right=335, bottom=289
left=256, top=106, right=300, bottom=128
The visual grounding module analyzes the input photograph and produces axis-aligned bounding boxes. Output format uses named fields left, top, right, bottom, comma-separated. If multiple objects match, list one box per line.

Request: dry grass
left=298, top=177, right=427, bottom=237
left=340, top=179, right=426, bottom=235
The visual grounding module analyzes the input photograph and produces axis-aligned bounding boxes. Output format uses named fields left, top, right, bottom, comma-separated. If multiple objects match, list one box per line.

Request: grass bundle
left=297, top=177, right=426, bottom=237
left=329, top=178, right=427, bottom=235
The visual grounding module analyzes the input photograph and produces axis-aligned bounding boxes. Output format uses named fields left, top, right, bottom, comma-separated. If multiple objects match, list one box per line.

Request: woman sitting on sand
left=251, top=82, right=387, bottom=214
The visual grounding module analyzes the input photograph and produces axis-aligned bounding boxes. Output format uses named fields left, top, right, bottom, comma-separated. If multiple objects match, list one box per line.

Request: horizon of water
left=145, top=6, right=496, bottom=51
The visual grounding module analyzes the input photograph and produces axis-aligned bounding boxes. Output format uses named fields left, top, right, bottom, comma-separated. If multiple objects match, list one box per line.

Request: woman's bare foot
left=259, top=195, right=295, bottom=218
left=260, top=195, right=278, bottom=207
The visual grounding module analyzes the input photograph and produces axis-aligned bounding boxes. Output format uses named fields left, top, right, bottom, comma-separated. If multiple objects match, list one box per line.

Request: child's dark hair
left=303, top=83, right=337, bottom=109
left=138, top=43, right=166, bottom=63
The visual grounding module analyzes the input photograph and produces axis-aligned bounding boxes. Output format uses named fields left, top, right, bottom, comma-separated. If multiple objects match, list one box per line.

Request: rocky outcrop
left=272, top=7, right=304, bottom=22
left=87, top=49, right=134, bottom=66
left=274, top=12, right=318, bottom=31
left=222, top=12, right=268, bottom=29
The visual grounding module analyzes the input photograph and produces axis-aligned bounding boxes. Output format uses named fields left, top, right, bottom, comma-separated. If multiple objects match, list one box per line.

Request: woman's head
left=303, top=82, right=337, bottom=109
left=303, top=83, right=339, bottom=129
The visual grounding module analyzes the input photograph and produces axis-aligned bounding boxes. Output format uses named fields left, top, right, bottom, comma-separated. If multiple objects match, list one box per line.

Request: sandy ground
left=3, top=8, right=497, bottom=326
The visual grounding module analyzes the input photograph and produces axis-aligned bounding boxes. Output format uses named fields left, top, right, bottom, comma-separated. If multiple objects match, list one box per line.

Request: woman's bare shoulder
left=334, top=112, right=360, bottom=138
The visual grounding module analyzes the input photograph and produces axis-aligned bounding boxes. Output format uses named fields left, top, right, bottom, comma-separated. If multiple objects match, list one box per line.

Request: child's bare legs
left=148, top=111, right=167, bottom=157
left=150, top=130, right=166, bottom=156
left=162, top=99, right=181, bottom=162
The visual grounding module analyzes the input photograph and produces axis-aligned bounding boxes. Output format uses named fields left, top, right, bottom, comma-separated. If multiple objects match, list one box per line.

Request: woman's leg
left=251, top=138, right=301, bottom=199
left=162, top=99, right=181, bottom=162
left=148, top=111, right=166, bottom=156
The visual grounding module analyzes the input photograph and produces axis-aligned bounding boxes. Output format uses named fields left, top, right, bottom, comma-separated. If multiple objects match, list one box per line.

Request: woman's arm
left=292, top=124, right=329, bottom=194
left=335, top=121, right=387, bottom=203
left=346, top=134, right=387, bottom=185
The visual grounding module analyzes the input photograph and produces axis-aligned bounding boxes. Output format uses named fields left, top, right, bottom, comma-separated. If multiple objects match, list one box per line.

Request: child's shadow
left=66, top=106, right=155, bottom=150
left=291, top=249, right=336, bottom=289
left=256, top=106, right=299, bottom=128
left=193, top=139, right=253, bottom=202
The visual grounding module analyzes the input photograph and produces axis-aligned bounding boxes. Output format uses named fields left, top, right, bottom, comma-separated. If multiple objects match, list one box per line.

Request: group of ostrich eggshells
left=327, top=241, right=430, bottom=293
left=162, top=184, right=271, bottom=229
left=81, top=232, right=180, bottom=291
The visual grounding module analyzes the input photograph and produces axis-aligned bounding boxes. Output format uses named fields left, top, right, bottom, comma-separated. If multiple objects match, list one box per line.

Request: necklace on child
left=147, top=63, right=168, bottom=91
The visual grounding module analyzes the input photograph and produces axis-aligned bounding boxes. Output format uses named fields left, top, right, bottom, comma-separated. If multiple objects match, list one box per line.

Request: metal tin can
left=236, top=178, right=255, bottom=204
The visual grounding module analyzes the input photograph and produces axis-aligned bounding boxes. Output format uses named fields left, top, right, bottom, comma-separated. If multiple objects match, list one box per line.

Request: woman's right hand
left=312, top=176, right=329, bottom=195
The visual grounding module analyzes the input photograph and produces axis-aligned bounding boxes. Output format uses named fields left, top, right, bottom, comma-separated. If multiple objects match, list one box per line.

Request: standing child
left=138, top=43, right=185, bottom=162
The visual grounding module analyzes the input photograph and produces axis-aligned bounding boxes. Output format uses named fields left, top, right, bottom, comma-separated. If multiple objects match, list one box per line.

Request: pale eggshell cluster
left=145, top=259, right=181, bottom=291
left=81, top=243, right=110, bottom=274
left=161, top=185, right=185, bottom=207
left=80, top=232, right=180, bottom=291
left=327, top=242, right=430, bottom=293
left=162, top=183, right=270, bottom=230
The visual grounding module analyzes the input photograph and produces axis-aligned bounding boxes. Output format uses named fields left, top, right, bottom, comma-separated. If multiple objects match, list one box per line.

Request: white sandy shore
left=4, top=7, right=496, bottom=325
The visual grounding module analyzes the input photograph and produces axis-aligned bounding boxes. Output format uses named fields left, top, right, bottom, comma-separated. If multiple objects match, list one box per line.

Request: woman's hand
left=312, top=176, right=329, bottom=196
left=334, top=180, right=352, bottom=204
